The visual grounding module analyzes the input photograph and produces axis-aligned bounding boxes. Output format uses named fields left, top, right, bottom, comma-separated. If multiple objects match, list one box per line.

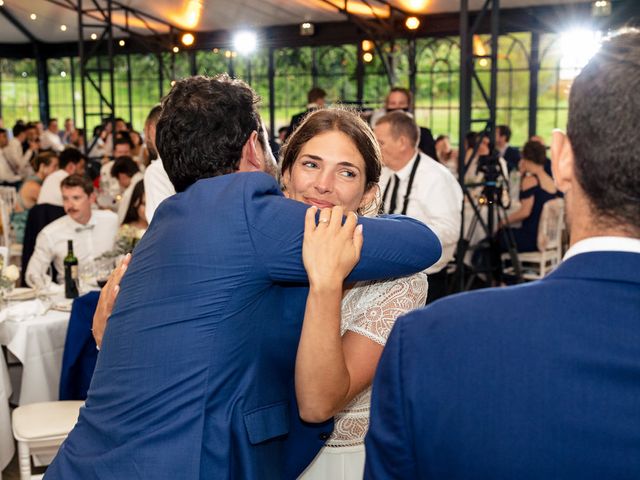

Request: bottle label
left=71, top=265, right=78, bottom=280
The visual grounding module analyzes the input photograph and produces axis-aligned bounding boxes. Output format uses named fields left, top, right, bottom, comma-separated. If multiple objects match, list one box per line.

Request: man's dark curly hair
left=567, top=29, right=640, bottom=235
left=156, top=74, right=264, bottom=192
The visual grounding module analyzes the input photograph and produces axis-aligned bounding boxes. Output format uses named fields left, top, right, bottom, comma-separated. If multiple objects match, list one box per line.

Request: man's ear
left=550, top=130, right=575, bottom=194
left=238, top=131, right=262, bottom=172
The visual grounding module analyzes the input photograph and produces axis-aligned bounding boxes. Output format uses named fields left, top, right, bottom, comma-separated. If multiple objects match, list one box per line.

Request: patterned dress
left=300, top=272, right=428, bottom=479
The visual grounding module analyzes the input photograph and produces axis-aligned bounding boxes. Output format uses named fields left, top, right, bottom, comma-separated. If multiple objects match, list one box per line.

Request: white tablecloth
left=0, top=352, right=14, bottom=470
left=0, top=308, right=70, bottom=406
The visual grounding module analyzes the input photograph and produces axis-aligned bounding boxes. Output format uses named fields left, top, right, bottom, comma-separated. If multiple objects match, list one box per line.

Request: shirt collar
left=392, top=151, right=420, bottom=181
left=68, top=211, right=96, bottom=229
left=563, top=236, right=640, bottom=261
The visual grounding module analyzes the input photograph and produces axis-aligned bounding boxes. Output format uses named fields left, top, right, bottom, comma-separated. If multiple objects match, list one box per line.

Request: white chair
left=0, top=199, right=10, bottom=249
left=0, top=187, right=17, bottom=214
left=11, top=401, right=84, bottom=480
left=502, top=198, right=565, bottom=280
left=0, top=194, right=23, bottom=265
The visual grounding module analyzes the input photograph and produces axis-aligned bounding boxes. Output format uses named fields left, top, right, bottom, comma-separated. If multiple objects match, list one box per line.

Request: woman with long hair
left=281, top=107, right=428, bottom=479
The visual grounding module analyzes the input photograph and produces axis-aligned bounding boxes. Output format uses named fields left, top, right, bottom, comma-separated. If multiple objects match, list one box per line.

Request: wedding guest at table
left=128, top=130, right=144, bottom=166
left=47, top=74, right=440, bottom=480
left=365, top=29, right=640, bottom=479
left=496, top=139, right=558, bottom=253
left=4, top=122, right=38, bottom=179
left=59, top=118, right=75, bottom=145
left=37, top=148, right=86, bottom=206
left=0, top=128, right=21, bottom=186
left=12, top=152, right=59, bottom=243
left=100, top=136, right=133, bottom=202
left=496, top=124, right=521, bottom=172
left=375, top=111, right=463, bottom=303
left=286, top=87, right=327, bottom=139
left=111, top=156, right=144, bottom=224
left=26, top=174, right=118, bottom=287
left=40, top=118, right=65, bottom=153
left=282, top=108, right=428, bottom=479
left=370, top=87, right=437, bottom=160
left=142, top=104, right=175, bottom=223
left=118, top=180, right=147, bottom=238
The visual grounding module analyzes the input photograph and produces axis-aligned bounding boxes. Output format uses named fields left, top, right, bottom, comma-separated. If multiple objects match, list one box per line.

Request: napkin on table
left=0, top=299, right=48, bottom=323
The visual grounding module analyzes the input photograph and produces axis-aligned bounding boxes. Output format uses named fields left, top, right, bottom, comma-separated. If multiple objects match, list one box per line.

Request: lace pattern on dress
left=326, top=273, right=428, bottom=447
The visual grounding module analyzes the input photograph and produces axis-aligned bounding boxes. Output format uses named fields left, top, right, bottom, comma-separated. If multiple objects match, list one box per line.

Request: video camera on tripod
left=476, top=149, right=511, bottom=209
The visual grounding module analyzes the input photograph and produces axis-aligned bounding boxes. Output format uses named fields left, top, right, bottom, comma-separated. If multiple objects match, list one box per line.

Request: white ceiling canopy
left=0, top=0, right=599, bottom=44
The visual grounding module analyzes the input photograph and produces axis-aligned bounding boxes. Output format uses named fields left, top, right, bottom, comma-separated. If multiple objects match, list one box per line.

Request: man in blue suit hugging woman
left=45, top=74, right=440, bottom=479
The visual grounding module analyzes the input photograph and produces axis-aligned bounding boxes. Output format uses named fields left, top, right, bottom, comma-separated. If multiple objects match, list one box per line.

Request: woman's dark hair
left=279, top=107, right=382, bottom=194
left=521, top=140, right=547, bottom=166
left=156, top=74, right=265, bottom=193
left=34, top=151, right=58, bottom=171
left=122, top=180, right=145, bottom=225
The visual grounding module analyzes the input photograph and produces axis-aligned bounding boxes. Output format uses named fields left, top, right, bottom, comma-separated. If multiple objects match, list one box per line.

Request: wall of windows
left=0, top=58, right=39, bottom=128
left=0, top=31, right=581, bottom=145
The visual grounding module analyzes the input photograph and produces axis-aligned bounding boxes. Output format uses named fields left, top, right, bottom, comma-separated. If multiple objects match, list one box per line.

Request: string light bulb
left=119, top=40, right=125, bottom=46
left=90, top=33, right=97, bottom=40
left=181, top=33, right=195, bottom=47
left=405, top=16, right=420, bottom=30
left=363, top=52, right=374, bottom=63
left=172, top=46, right=180, bottom=53
left=30, top=13, right=37, bottom=20
left=60, top=25, right=67, bottom=31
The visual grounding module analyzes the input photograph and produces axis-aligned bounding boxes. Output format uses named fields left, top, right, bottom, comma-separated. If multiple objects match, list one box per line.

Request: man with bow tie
left=25, top=175, right=118, bottom=287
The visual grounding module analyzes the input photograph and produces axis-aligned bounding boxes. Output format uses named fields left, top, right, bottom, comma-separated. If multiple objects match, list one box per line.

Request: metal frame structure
left=453, top=0, right=523, bottom=290
left=44, top=0, right=183, bottom=156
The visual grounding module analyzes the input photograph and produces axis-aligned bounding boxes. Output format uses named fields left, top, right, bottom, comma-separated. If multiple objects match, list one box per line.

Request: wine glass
left=95, top=257, right=115, bottom=289
left=78, top=262, right=97, bottom=294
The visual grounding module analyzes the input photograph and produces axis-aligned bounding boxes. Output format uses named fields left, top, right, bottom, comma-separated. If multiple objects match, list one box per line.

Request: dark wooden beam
left=1, top=1, right=638, bottom=59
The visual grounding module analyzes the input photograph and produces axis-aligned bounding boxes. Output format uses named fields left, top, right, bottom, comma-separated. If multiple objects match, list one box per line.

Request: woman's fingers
left=353, top=224, right=364, bottom=259
left=317, top=207, right=332, bottom=227
left=305, top=206, right=318, bottom=233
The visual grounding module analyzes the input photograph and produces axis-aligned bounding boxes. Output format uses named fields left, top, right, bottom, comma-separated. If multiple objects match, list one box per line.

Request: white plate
left=51, top=299, right=73, bottom=312
left=5, top=287, right=36, bottom=301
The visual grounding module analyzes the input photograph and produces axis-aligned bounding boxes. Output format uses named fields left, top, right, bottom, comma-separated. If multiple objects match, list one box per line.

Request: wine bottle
left=64, top=240, right=79, bottom=299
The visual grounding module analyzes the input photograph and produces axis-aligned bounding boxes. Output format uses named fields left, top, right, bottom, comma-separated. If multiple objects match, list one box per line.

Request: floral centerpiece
left=0, top=257, right=20, bottom=303
left=97, top=225, right=146, bottom=260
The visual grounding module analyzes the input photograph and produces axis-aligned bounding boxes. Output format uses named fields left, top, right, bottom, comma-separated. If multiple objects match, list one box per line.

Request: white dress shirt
left=3, top=138, right=35, bottom=178
left=40, top=130, right=65, bottom=153
left=37, top=169, right=69, bottom=206
left=117, top=172, right=144, bottom=224
left=380, top=151, right=463, bottom=274
left=0, top=149, right=21, bottom=183
left=143, top=157, right=175, bottom=223
left=563, top=236, right=640, bottom=261
left=99, top=160, right=122, bottom=203
left=25, top=209, right=119, bottom=286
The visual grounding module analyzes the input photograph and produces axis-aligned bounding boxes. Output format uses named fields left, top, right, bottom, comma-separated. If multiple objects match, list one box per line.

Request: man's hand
left=92, top=253, right=131, bottom=348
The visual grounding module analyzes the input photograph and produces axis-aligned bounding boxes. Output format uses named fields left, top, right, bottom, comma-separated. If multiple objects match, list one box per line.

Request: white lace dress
left=299, top=272, right=428, bottom=479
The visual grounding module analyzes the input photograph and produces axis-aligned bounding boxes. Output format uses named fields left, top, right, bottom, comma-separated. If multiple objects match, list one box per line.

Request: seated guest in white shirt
left=0, top=128, right=21, bottom=185
left=4, top=123, right=38, bottom=179
left=39, top=118, right=65, bottom=153
left=111, top=156, right=144, bottom=224
left=37, top=148, right=86, bottom=206
left=26, top=174, right=118, bottom=287
left=100, top=136, right=133, bottom=201
left=375, top=111, right=463, bottom=303
left=142, top=105, right=175, bottom=223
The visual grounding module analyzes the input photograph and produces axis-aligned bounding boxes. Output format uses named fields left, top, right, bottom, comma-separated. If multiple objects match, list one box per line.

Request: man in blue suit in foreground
left=365, top=29, right=640, bottom=479
left=45, top=75, right=441, bottom=479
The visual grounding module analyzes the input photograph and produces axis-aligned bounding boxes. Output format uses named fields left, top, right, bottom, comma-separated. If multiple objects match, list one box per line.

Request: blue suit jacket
left=366, top=251, right=640, bottom=479
left=46, top=172, right=441, bottom=480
